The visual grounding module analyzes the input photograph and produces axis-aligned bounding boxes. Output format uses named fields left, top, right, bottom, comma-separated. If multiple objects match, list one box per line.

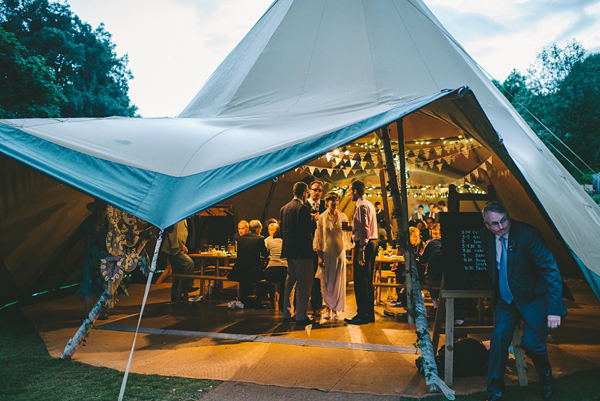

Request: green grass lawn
left=1, top=306, right=598, bottom=400
left=0, top=307, right=219, bottom=400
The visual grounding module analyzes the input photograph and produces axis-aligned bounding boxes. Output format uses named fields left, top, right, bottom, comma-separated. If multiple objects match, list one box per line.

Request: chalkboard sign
left=439, top=212, right=491, bottom=291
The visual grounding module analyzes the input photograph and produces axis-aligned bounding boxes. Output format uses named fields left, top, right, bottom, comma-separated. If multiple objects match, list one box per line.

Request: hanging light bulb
left=333, top=149, right=340, bottom=155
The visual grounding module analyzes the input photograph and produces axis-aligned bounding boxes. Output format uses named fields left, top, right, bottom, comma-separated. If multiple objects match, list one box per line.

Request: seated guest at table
left=390, top=227, right=424, bottom=307
left=159, top=219, right=197, bottom=303
left=236, top=220, right=249, bottom=239
left=422, top=223, right=442, bottom=309
left=229, top=220, right=268, bottom=308
left=313, top=192, right=353, bottom=320
left=263, top=222, right=287, bottom=310
left=416, top=220, right=430, bottom=242
left=262, top=217, right=278, bottom=238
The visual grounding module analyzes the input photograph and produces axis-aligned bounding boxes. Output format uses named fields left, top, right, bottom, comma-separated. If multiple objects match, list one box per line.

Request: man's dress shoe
left=344, top=315, right=360, bottom=324
left=344, top=316, right=369, bottom=325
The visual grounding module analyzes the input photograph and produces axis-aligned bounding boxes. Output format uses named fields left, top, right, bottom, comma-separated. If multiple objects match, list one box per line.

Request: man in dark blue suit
left=280, top=181, right=315, bottom=325
left=480, top=202, right=567, bottom=401
left=307, top=179, right=326, bottom=316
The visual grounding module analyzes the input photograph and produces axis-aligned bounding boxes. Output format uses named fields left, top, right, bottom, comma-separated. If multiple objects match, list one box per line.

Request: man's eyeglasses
left=486, top=215, right=508, bottom=228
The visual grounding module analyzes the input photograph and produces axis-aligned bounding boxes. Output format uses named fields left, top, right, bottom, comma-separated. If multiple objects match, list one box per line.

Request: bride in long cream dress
left=313, top=191, right=353, bottom=320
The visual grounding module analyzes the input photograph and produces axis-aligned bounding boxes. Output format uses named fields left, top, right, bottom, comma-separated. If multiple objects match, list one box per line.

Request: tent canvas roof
left=1, top=0, right=600, bottom=297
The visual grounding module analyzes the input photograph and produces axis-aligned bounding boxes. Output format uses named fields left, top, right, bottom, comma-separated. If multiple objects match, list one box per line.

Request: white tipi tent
left=1, top=0, right=599, bottom=297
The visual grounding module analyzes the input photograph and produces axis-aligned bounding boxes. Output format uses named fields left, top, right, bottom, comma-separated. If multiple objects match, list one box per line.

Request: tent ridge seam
left=217, top=0, right=295, bottom=118
left=394, top=0, right=440, bottom=91
left=283, top=1, right=328, bottom=114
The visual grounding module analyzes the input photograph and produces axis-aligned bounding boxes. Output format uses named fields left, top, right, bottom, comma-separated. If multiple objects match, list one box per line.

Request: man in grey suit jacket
left=480, top=202, right=567, bottom=401
left=280, top=181, right=315, bottom=325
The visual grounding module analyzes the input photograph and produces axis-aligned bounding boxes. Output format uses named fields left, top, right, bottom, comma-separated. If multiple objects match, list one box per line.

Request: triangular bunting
left=326, top=168, right=333, bottom=176
left=427, top=160, right=435, bottom=169
left=436, top=163, right=443, bottom=171
left=461, top=148, right=470, bottom=158
left=472, top=168, right=479, bottom=178
left=343, top=168, right=351, bottom=177
left=350, top=160, right=357, bottom=167
left=325, top=154, right=332, bottom=162
left=308, top=166, right=316, bottom=174
left=434, top=146, right=443, bottom=156
left=361, top=161, right=368, bottom=169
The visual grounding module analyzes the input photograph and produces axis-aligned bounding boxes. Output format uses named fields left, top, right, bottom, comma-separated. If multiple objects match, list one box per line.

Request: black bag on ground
left=437, top=337, right=489, bottom=377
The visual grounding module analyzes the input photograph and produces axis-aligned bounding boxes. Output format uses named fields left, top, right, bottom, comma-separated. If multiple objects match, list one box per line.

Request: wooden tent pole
left=380, top=122, right=414, bottom=324
left=260, top=178, right=278, bottom=222
left=376, top=154, right=394, bottom=242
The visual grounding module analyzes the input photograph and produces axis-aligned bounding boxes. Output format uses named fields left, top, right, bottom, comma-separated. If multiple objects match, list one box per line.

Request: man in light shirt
left=160, top=219, right=196, bottom=302
left=345, top=180, right=378, bottom=325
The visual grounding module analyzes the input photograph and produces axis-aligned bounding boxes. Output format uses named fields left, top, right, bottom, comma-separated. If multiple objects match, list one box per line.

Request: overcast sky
left=65, top=0, right=600, bottom=117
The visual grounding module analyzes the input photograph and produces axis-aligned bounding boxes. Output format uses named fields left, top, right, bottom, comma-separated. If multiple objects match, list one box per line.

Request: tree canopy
left=495, top=41, right=599, bottom=183
left=0, top=26, right=64, bottom=117
left=0, top=0, right=137, bottom=117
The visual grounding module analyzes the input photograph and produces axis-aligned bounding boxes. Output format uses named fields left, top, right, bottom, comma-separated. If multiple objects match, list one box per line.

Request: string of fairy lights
left=295, top=134, right=510, bottom=200
left=297, top=135, right=510, bottom=199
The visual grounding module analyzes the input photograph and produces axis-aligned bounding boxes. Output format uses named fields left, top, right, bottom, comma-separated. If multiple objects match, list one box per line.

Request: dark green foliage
left=495, top=41, right=599, bottom=183
left=0, top=0, right=137, bottom=117
left=0, top=26, right=64, bottom=117
left=526, top=40, right=586, bottom=95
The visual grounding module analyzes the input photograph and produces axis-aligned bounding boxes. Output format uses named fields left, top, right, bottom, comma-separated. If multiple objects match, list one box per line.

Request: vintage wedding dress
left=313, top=209, right=353, bottom=312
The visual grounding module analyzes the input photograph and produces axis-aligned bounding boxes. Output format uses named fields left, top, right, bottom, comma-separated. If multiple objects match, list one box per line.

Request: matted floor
left=22, top=278, right=600, bottom=397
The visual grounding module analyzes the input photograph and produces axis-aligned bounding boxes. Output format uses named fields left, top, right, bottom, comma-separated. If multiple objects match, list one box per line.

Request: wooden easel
left=432, top=185, right=527, bottom=387
left=431, top=288, right=527, bottom=387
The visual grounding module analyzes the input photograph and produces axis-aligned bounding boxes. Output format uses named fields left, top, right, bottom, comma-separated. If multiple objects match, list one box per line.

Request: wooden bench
left=170, top=274, right=239, bottom=303
left=169, top=273, right=280, bottom=310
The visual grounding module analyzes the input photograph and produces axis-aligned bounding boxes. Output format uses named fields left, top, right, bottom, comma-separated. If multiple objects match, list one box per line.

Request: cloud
left=426, top=0, right=600, bottom=79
